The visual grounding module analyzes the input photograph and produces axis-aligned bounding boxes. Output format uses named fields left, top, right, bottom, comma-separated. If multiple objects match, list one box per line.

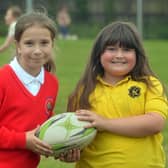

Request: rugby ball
left=35, top=112, right=97, bottom=157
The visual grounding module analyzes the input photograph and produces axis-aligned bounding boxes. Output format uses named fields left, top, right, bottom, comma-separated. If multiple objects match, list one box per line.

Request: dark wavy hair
left=67, top=21, right=157, bottom=111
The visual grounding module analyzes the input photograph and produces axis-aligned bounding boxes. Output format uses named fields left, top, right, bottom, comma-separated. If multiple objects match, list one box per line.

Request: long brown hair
left=67, top=21, right=158, bottom=111
left=14, top=12, right=57, bottom=73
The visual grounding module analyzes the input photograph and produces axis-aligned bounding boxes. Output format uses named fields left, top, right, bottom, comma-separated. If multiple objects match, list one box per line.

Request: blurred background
left=0, top=0, right=168, bottom=39
left=0, top=1, right=168, bottom=167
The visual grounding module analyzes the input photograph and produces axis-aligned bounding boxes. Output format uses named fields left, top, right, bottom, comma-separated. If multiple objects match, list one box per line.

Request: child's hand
left=76, top=110, right=106, bottom=131
left=26, top=126, right=54, bottom=157
left=57, top=149, right=80, bottom=162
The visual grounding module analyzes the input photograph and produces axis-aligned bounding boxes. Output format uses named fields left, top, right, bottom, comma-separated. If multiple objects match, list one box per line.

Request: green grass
left=0, top=38, right=168, bottom=167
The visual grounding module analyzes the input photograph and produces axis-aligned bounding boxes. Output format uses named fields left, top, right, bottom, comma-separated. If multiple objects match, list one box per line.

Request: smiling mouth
left=31, top=57, right=43, bottom=61
left=111, top=61, right=127, bottom=64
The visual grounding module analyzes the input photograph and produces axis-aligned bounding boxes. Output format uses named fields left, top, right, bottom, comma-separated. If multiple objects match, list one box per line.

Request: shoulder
left=44, top=72, right=59, bottom=99
left=129, top=76, right=164, bottom=95
left=45, top=71, right=59, bottom=87
left=0, top=65, right=11, bottom=77
left=0, top=65, right=13, bottom=88
left=127, top=76, right=163, bottom=89
left=148, top=76, right=164, bottom=92
left=149, top=76, right=162, bottom=84
left=141, top=76, right=166, bottom=100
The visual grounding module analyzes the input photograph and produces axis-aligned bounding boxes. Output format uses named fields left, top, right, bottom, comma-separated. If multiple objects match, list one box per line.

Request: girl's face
left=100, top=44, right=136, bottom=83
left=5, top=9, right=15, bottom=25
left=16, top=25, right=53, bottom=76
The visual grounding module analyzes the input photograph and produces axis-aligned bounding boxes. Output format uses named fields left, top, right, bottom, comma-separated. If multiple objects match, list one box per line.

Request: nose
left=34, top=45, right=42, bottom=55
left=116, top=49, right=123, bottom=58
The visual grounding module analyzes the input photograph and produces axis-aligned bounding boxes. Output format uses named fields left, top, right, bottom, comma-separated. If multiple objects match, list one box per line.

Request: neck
left=103, top=73, right=125, bottom=85
left=17, top=58, right=41, bottom=77
left=23, top=67, right=41, bottom=77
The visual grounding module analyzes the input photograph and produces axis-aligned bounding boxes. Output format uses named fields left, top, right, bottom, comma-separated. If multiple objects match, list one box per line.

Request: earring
left=92, top=65, right=96, bottom=72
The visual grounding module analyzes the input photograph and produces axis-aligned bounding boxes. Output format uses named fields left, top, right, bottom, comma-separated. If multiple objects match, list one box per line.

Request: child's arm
left=0, top=35, right=14, bottom=52
left=0, top=125, right=26, bottom=149
left=76, top=110, right=165, bottom=137
left=0, top=126, right=53, bottom=156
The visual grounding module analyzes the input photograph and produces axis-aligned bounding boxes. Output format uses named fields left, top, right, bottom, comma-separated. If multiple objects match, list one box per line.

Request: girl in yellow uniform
left=66, top=21, right=168, bottom=168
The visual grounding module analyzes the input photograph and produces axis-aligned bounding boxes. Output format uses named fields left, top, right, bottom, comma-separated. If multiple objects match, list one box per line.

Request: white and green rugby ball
left=35, top=112, right=97, bottom=157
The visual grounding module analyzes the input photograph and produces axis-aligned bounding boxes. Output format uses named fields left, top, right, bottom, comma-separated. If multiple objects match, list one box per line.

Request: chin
left=111, top=72, right=128, bottom=77
left=30, top=63, right=43, bottom=69
left=31, top=60, right=44, bottom=65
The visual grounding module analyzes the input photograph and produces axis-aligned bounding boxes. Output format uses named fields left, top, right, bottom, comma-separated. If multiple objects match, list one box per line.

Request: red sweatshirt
left=0, top=65, right=59, bottom=168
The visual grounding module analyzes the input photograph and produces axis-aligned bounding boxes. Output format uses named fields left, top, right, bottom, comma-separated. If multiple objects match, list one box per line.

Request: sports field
left=0, top=38, right=168, bottom=168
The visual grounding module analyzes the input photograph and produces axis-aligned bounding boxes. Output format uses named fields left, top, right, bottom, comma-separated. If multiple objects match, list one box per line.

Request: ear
left=14, top=40, right=21, bottom=55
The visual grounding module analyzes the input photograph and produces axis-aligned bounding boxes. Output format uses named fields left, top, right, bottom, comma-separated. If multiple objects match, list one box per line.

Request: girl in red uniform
left=0, top=12, right=58, bottom=168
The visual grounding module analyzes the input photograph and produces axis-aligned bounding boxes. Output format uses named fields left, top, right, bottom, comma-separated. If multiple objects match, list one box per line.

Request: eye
left=41, top=40, right=50, bottom=46
left=123, top=48, right=134, bottom=52
left=105, top=47, right=117, bottom=51
left=24, top=40, right=33, bottom=47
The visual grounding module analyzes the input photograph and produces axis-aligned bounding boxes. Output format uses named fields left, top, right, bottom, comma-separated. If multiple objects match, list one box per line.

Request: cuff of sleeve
left=14, top=132, right=26, bottom=149
left=51, top=111, right=54, bottom=117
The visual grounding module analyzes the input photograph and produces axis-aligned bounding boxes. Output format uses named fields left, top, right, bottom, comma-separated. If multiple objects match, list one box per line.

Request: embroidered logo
left=45, top=97, right=54, bottom=116
left=128, top=86, right=141, bottom=98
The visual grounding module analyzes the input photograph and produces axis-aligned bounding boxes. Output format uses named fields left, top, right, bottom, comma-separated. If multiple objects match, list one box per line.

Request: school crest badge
left=128, top=86, right=141, bottom=98
left=45, top=97, right=54, bottom=116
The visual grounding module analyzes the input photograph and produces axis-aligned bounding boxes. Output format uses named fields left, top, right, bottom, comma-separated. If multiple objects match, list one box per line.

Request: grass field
left=0, top=38, right=168, bottom=167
